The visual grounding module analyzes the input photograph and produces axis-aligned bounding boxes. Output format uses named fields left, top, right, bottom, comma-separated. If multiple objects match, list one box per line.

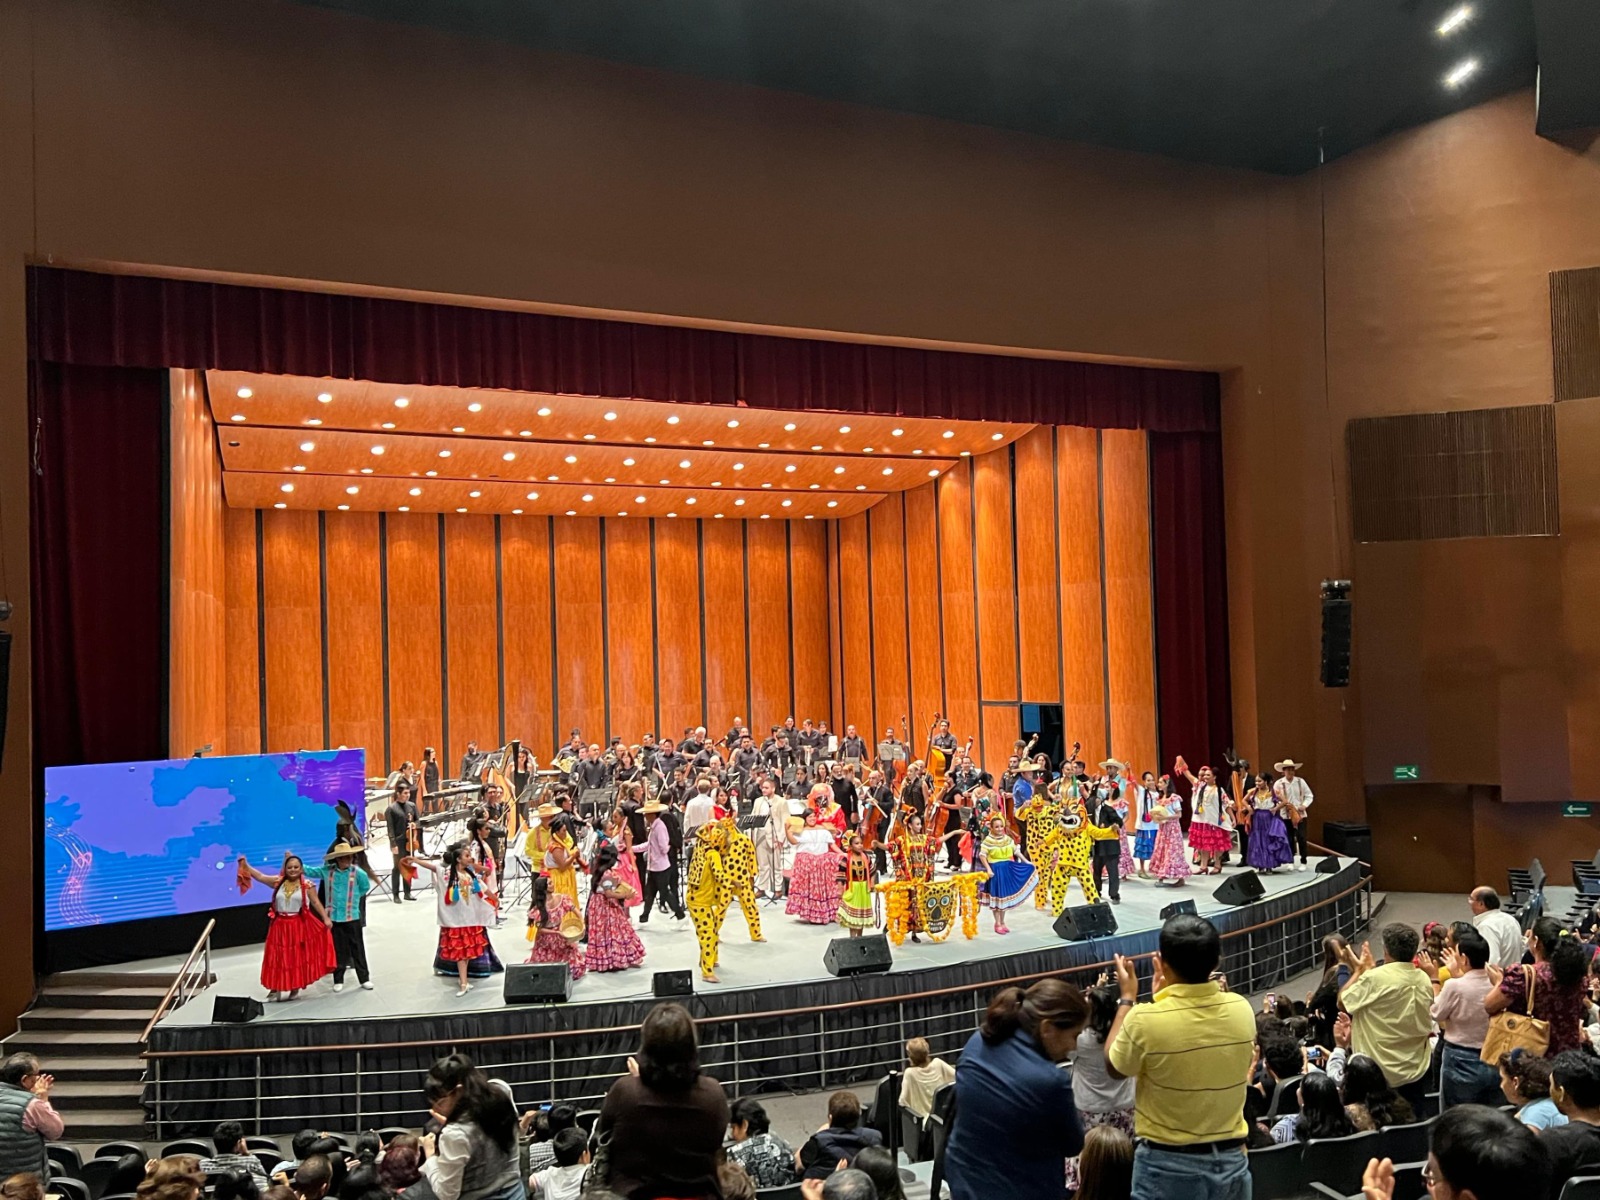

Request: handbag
left=582, top=1125, right=612, bottom=1192
left=1480, top=964, right=1550, bottom=1063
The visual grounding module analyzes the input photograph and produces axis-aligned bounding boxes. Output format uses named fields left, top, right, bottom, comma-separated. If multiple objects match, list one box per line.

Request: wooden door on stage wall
left=1364, top=784, right=1475, bottom=894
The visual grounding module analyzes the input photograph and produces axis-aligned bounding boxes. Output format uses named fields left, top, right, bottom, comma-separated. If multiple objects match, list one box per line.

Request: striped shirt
left=1106, top=981, right=1255, bottom=1145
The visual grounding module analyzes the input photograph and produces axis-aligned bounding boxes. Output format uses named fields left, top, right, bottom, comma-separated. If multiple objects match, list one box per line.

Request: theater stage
left=136, top=857, right=1370, bottom=1135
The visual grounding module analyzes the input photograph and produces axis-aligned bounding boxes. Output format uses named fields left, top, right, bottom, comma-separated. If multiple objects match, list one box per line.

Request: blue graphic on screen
left=43, top=749, right=366, bottom=931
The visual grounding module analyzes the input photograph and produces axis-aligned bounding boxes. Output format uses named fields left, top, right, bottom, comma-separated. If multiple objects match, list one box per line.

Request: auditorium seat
left=52, top=1178, right=89, bottom=1200
left=1379, top=1117, right=1434, bottom=1165
left=1301, top=1130, right=1382, bottom=1198
left=252, top=1150, right=283, bottom=1173
left=47, top=1145, right=83, bottom=1178
left=376, top=1128, right=412, bottom=1146
left=161, top=1140, right=211, bottom=1159
left=80, top=1156, right=130, bottom=1200
left=1247, top=1142, right=1307, bottom=1200
left=1266, top=1073, right=1304, bottom=1119
left=244, top=1137, right=282, bottom=1153
left=754, top=1186, right=804, bottom=1200
left=1562, top=1179, right=1600, bottom=1200
left=575, top=1108, right=602, bottom=1134
left=93, top=1144, right=145, bottom=1163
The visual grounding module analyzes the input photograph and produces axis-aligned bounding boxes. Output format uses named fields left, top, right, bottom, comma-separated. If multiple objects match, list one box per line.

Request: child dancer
left=404, top=845, right=499, bottom=997
left=236, top=853, right=336, bottom=1002
left=301, top=839, right=375, bottom=992
left=975, top=815, right=1037, bottom=934
left=1147, top=776, right=1191, bottom=886
left=526, top=875, right=586, bottom=981
left=837, top=833, right=877, bottom=937
left=584, top=843, right=645, bottom=972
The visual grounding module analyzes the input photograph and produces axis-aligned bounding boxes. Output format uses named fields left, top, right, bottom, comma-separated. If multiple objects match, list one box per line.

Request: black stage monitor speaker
left=1160, top=899, right=1199, bottom=921
left=824, top=934, right=892, bottom=977
left=653, top=970, right=694, bottom=998
left=1212, top=871, right=1266, bottom=907
left=1054, top=902, right=1118, bottom=942
left=503, top=963, right=572, bottom=1005
left=1320, top=580, right=1352, bottom=688
left=212, top=995, right=264, bottom=1024
left=1315, top=857, right=1341, bottom=875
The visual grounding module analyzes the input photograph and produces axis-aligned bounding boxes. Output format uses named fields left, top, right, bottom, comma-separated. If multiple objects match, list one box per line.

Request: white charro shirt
left=1273, top=775, right=1314, bottom=816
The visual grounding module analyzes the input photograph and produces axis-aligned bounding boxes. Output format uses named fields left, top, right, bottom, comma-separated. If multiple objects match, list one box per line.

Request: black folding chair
left=48, top=1146, right=84, bottom=1177
left=1248, top=1142, right=1308, bottom=1200
left=161, top=1140, right=212, bottom=1159
left=1379, top=1118, right=1434, bottom=1166
left=80, top=1156, right=131, bottom=1200
left=53, top=1179, right=90, bottom=1200
left=1561, top=1178, right=1600, bottom=1200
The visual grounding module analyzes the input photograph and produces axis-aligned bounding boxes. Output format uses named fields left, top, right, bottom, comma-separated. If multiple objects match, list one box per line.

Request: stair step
left=50, top=1109, right=150, bottom=1140
left=17, top=1009, right=148, bottom=1033
left=44, top=972, right=178, bottom=990
left=43, top=1056, right=145, bottom=1083
left=3, top=1029, right=145, bottom=1056
left=48, top=1081, right=145, bottom=1111
left=36, top=986, right=171, bottom=1012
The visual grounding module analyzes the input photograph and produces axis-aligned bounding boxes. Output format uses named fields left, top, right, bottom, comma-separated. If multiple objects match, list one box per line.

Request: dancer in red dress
left=236, top=853, right=336, bottom=1002
left=584, top=843, right=646, bottom=972
left=404, top=844, right=499, bottom=998
left=526, top=875, right=586, bottom=981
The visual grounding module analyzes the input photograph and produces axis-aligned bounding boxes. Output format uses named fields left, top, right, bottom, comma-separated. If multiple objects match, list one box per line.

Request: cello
left=1004, top=733, right=1039, bottom=839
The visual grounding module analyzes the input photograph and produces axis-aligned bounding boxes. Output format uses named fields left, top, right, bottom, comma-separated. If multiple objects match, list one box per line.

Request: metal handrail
left=142, top=870, right=1369, bottom=1060
left=140, top=918, right=216, bottom=1042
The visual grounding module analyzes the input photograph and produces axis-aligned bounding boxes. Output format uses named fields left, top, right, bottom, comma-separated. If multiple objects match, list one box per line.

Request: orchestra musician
left=829, top=762, right=860, bottom=828
left=838, top=724, right=868, bottom=763
left=930, top=718, right=959, bottom=764
left=421, top=747, right=441, bottom=798
left=862, top=769, right=897, bottom=874
left=680, top=726, right=709, bottom=758
left=384, top=781, right=422, bottom=902
left=477, top=782, right=510, bottom=882
left=457, top=742, right=479, bottom=781
left=729, top=735, right=762, bottom=792
left=874, top=725, right=908, bottom=782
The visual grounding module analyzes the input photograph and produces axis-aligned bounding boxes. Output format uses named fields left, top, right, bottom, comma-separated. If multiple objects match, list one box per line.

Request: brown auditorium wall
left=168, top=369, right=228, bottom=759
left=215, top=509, right=832, bottom=771
left=828, top=430, right=1159, bottom=774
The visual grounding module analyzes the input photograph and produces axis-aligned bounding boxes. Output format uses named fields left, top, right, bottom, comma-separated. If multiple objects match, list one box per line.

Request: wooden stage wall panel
left=790, top=521, right=833, bottom=727
left=1013, top=427, right=1062, bottom=704
left=384, top=512, right=444, bottom=770
left=324, top=512, right=385, bottom=760
left=443, top=516, right=500, bottom=768
left=935, top=466, right=981, bottom=750
left=835, top=514, right=873, bottom=736
left=869, top=497, right=911, bottom=744
left=746, top=520, right=793, bottom=729
left=700, top=520, right=751, bottom=729
left=261, top=509, right=324, bottom=753
left=169, top=369, right=228, bottom=759
left=652, top=518, right=706, bottom=741
left=1101, top=430, right=1160, bottom=773
left=222, top=494, right=261, bottom=756
left=1058, top=428, right=1109, bottom=762
left=501, top=515, right=555, bottom=754
left=603, top=519, right=658, bottom=743
left=972, top=452, right=1020, bottom=710
left=553, top=518, right=605, bottom=746
left=903, top=485, right=945, bottom=744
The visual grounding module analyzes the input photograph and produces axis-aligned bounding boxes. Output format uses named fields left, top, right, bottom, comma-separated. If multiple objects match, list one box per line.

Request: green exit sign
left=1393, top=765, right=1419, bottom=781
left=1564, top=803, right=1593, bottom=819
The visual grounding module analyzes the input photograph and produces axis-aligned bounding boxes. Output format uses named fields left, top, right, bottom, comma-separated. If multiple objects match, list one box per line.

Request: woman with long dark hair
left=1074, top=1125, right=1133, bottom=1200
left=1270, top=1072, right=1355, bottom=1143
left=1305, top=933, right=1349, bottom=1047
left=525, top=875, right=585, bottom=980
left=419, top=1054, right=520, bottom=1200
left=1341, top=1054, right=1415, bottom=1130
left=597, top=1002, right=729, bottom=1199
left=404, top=844, right=502, bottom=997
left=1064, top=985, right=1135, bottom=1192
left=236, top=853, right=336, bottom=1002
left=944, top=979, right=1088, bottom=1199
left=584, top=842, right=645, bottom=972
left=1486, top=915, right=1590, bottom=1056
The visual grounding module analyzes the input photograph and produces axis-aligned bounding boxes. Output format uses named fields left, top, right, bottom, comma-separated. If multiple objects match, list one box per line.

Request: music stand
left=877, top=742, right=905, bottom=774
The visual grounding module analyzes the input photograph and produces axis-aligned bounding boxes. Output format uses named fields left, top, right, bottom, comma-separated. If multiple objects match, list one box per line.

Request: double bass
left=927, top=713, right=952, bottom=789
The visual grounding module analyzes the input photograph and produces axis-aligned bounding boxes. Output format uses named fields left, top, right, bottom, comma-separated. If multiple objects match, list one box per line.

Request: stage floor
left=130, top=856, right=1349, bottom=1029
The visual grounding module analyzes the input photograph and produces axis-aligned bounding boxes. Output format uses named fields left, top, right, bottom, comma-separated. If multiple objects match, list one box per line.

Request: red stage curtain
left=1150, top=430, right=1234, bottom=777
left=30, top=267, right=1218, bottom=432
left=29, top=363, right=169, bottom=768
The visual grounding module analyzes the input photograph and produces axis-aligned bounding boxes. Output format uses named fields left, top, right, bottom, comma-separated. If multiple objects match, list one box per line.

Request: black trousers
left=1235, top=827, right=1249, bottom=865
left=943, top=828, right=965, bottom=869
left=331, top=920, right=370, bottom=984
left=1292, top=821, right=1309, bottom=862
left=1092, top=852, right=1121, bottom=901
left=390, top=863, right=412, bottom=900
left=639, top=868, right=685, bottom=920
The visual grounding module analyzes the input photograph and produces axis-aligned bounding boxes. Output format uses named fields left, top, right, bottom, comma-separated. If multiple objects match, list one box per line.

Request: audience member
left=261, top=1186, right=298, bottom=1200
left=1432, top=929, right=1500, bottom=1107
left=523, top=1106, right=576, bottom=1177
left=726, top=1097, right=797, bottom=1187
left=1066, top=986, right=1136, bottom=1191
left=797, top=1092, right=883, bottom=1181
left=292, top=1157, right=334, bottom=1200
left=1470, top=887, right=1528, bottom=968
left=1106, top=915, right=1254, bottom=1200
left=1486, top=917, right=1589, bottom=1057
left=1338, top=924, right=1434, bottom=1110
left=849, top=1147, right=903, bottom=1200
left=1075, top=1125, right=1133, bottom=1200
left=812, top=1169, right=876, bottom=1200
left=104, top=1153, right=152, bottom=1197
left=1362, top=1104, right=1548, bottom=1200
left=1306, top=934, right=1350, bottom=1048
left=942, top=979, right=1086, bottom=1199
left=897, top=1038, right=954, bottom=1121
left=214, top=1171, right=263, bottom=1200
left=1270, top=1073, right=1355, bottom=1144
left=1342, top=1055, right=1415, bottom=1131
left=1252, top=1030, right=1306, bottom=1118
left=715, top=1162, right=754, bottom=1200
left=527, top=1127, right=586, bottom=1200
left=1539, top=1051, right=1600, bottom=1197
left=377, top=1136, right=424, bottom=1197
left=0, top=1174, right=43, bottom=1200
left=0, top=1055, right=61, bottom=1181
left=351, top=1135, right=381, bottom=1168
left=596, top=1002, right=728, bottom=1200
left=419, top=1054, right=520, bottom=1200
left=138, top=1158, right=206, bottom=1200
left=335, top=1166, right=385, bottom=1200
left=1498, top=1051, right=1567, bottom=1130
left=202, top=1120, right=272, bottom=1180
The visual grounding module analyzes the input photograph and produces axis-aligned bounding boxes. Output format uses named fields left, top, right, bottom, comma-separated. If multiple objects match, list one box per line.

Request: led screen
left=42, top=749, right=366, bottom=931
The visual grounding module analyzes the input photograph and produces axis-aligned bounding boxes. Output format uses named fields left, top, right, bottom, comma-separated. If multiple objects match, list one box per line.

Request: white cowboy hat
left=1274, top=760, right=1303, bottom=772
left=1098, top=759, right=1128, bottom=771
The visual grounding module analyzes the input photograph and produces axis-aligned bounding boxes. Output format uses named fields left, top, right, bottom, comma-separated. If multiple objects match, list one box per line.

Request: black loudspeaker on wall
left=1053, top=903, right=1119, bottom=942
left=1159, top=899, right=1199, bottom=922
left=823, top=935, right=892, bottom=977
left=653, top=970, right=694, bottom=998
left=503, top=963, right=572, bottom=1005
left=212, top=995, right=264, bottom=1024
left=1212, top=871, right=1266, bottom=906
left=1320, top=579, right=1352, bottom=688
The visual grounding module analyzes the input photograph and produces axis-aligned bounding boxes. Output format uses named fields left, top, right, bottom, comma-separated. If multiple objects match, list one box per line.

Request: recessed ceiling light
left=306, top=418, right=322, bottom=426
left=1444, top=57, right=1479, bottom=87
left=604, top=412, right=617, bottom=421
left=503, top=452, right=516, bottom=462
left=711, top=481, right=721, bottom=487
left=439, top=450, right=451, bottom=458
left=230, top=414, right=246, bottom=422
left=469, top=490, right=482, bottom=498
left=1437, top=3, right=1471, bottom=34
left=399, top=505, right=410, bottom=512
left=467, top=402, right=482, bottom=413
left=882, top=467, right=894, bottom=476
left=280, top=483, right=294, bottom=493
left=855, top=485, right=866, bottom=491
left=734, top=499, right=745, bottom=506
left=274, top=502, right=286, bottom=509
left=318, top=392, right=333, bottom=403
left=783, top=423, right=796, bottom=432
left=781, top=499, right=792, bottom=507
left=513, top=508, right=523, bottom=515
left=679, top=459, right=692, bottom=468
left=686, top=497, right=697, bottom=505
left=863, top=447, right=874, bottom=453
left=645, top=437, right=657, bottom=444
left=623, top=457, right=636, bottom=466
left=702, top=440, right=715, bottom=447
left=519, top=429, right=532, bottom=437
left=727, top=419, right=739, bottom=428
left=808, top=483, right=820, bottom=490
left=604, top=476, right=616, bottom=483
left=299, top=441, right=315, bottom=452
left=912, top=449, right=924, bottom=455
left=565, top=455, right=578, bottom=464
left=537, top=407, right=552, bottom=417
left=991, top=432, right=1004, bottom=440
left=394, top=397, right=409, bottom=408
left=635, top=496, right=646, bottom=504
left=291, top=464, right=306, bottom=472
left=942, top=430, right=955, bottom=439
left=760, top=513, right=770, bottom=520
left=660, top=479, right=670, bottom=485
left=452, top=426, right=466, bottom=433
left=667, top=415, right=680, bottom=425
left=891, top=428, right=903, bottom=437
left=618, top=511, right=628, bottom=517
left=236, top=387, right=253, bottom=399
left=667, top=512, right=677, bottom=518
left=426, top=470, right=438, bottom=477
left=833, top=466, right=846, bottom=475
left=928, top=469, right=940, bottom=477
left=827, top=500, right=838, bottom=508
left=346, top=485, right=359, bottom=495
left=584, top=434, right=597, bottom=441
left=581, top=494, right=594, bottom=502
left=804, top=514, right=815, bottom=520
left=757, top=442, right=770, bottom=448
left=839, top=425, right=851, bottom=434
left=381, top=422, right=396, bottom=430
left=785, top=464, right=797, bottom=473
left=337, top=504, right=350, bottom=511
left=762, top=482, right=773, bottom=488
left=732, top=462, right=744, bottom=470
left=457, top=507, right=468, bottom=513
left=361, top=467, right=374, bottom=474
left=409, top=487, right=422, bottom=496
left=549, top=475, right=560, bottom=481
left=810, top=445, right=823, bottom=451
left=371, top=445, right=385, bottom=455
left=527, top=491, right=540, bottom=500
left=960, top=450, right=972, bottom=457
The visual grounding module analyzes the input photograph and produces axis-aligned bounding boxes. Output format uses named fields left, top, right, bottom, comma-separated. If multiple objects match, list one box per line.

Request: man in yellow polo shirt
left=1107, top=914, right=1255, bottom=1200
left=1338, top=923, right=1434, bottom=1110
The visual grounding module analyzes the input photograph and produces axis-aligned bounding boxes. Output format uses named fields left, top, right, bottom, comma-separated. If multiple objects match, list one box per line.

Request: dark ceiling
left=301, top=0, right=1538, bottom=174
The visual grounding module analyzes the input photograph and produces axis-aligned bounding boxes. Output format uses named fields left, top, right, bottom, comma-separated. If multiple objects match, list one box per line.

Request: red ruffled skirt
left=437, top=925, right=489, bottom=963
left=585, top=898, right=645, bottom=972
left=786, top=851, right=844, bottom=924
left=1188, top=821, right=1232, bottom=854
left=261, top=908, right=336, bottom=991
